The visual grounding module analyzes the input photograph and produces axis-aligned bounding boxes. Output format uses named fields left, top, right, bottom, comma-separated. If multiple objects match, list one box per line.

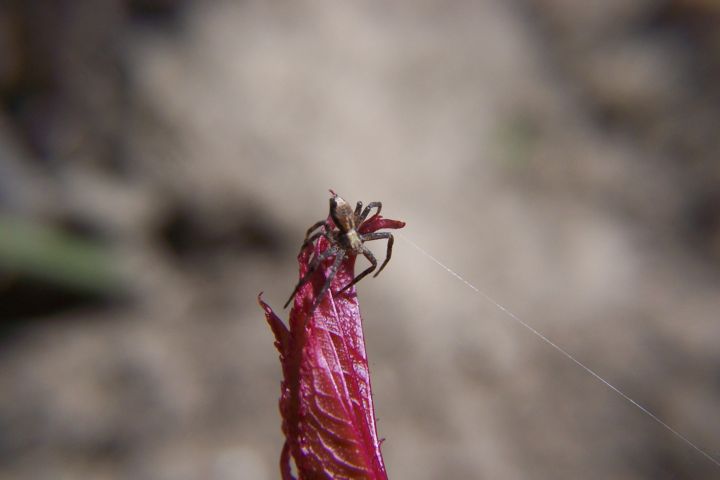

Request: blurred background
left=1, top=1, right=720, bottom=479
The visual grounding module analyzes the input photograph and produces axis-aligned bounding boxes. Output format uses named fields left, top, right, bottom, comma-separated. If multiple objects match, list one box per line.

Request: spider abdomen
left=340, top=230, right=364, bottom=253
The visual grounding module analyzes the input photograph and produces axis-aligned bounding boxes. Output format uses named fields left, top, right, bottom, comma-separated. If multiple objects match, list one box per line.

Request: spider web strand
left=396, top=232, right=720, bottom=469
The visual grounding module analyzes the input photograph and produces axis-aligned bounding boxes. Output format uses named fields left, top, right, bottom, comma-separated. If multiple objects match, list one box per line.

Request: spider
left=284, top=190, right=395, bottom=310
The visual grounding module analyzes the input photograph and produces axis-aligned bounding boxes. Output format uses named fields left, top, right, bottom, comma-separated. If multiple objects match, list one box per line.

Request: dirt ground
left=1, top=1, right=720, bottom=479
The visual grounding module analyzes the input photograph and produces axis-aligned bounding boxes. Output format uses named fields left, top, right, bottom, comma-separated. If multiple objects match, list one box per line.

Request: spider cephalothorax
left=284, top=190, right=395, bottom=310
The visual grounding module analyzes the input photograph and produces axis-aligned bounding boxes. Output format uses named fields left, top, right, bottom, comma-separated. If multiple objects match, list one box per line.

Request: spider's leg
left=304, top=229, right=337, bottom=253
left=354, top=201, right=363, bottom=217
left=339, top=247, right=377, bottom=293
left=301, top=231, right=324, bottom=251
left=284, top=246, right=338, bottom=309
left=359, top=201, right=382, bottom=222
left=304, top=220, right=327, bottom=240
left=301, top=220, right=333, bottom=250
left=361, top=231, right=394, bottom=277
left=311, top=251, right=346, bottom=311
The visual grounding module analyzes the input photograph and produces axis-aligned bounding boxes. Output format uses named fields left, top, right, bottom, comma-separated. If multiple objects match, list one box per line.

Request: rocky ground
left=1, top=1, right=719, bottom=479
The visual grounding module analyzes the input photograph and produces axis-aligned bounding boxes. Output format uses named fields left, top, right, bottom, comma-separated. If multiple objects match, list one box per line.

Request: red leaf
left=260, top=208, right=404, bottom=479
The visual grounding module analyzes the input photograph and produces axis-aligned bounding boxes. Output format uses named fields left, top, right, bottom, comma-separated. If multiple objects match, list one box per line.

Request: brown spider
left=284, top=190, right=395, bottom=310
